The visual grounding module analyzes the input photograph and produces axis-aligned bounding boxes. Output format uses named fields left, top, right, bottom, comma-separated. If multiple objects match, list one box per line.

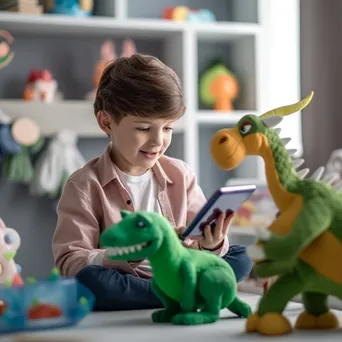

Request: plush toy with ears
left=85, top=39, right=137, bottom=100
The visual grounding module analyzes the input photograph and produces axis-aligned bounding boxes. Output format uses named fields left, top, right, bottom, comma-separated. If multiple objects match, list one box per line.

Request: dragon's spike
left=286, top=149, right=297, bottom=156
left=292, top=158, right=305, bottom=169
left=281, top=137, right=291, bottom=146
left=334, top=179, right=342, bottom=191
left=259, top=91, right=314, bottom=118
left=309, top=166, right=325, bottom=180
left=322, top=173, right=339, bottom=185
left=274, top=128, right=281, bottom=134
left=297, top=168, right=310, bottom=179
left=262, top=116, right=283, bottom=128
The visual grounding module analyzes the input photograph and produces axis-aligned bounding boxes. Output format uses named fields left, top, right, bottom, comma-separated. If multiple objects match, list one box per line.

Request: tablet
left=180, top=184, right=256, bottom=238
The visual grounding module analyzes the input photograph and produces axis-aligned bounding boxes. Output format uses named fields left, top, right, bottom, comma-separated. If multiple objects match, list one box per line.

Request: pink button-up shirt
left=52, top=144, right=229, bottom=278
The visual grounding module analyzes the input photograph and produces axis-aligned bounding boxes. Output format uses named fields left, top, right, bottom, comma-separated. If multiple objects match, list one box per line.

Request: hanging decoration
left=30, top=129, right=86, bottom=199
left=1, top=117, right=45, bottom=184
left=0, top=111, right=21, bottom=163
left=0, top=30, right=15, bottom=70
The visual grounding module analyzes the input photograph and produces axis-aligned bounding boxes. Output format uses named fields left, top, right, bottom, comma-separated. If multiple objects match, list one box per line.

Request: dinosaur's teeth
left=262, top=116, right=283, bottom=128
left=310, top=166, right=325, bottom=180
left=297, top=168, right=310, bottom=179
left=106, top=242, right=147, bottom=256
left=292, top=158, right=304, bottom=169
left=281, top=137, right=291, bottom=146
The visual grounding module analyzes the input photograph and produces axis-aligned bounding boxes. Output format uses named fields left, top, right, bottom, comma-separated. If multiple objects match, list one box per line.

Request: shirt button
left=126, top=200, right=131, bottom=205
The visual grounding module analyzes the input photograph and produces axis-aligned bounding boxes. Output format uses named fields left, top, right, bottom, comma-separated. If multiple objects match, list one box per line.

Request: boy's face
left=99, top=113, right=176, bottom=175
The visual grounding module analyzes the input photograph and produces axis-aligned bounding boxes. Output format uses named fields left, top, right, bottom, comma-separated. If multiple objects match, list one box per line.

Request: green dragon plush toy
left=100, top=210, right=251, bottom=325
left=210, top=91, right=342, bottom=336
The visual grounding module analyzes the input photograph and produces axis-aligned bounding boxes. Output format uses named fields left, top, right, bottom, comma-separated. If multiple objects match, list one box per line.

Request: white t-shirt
left=88, top=166, right=160, bottom=272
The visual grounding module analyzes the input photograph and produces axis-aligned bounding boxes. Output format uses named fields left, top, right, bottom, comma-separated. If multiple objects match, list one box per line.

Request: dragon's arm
left=179, top=259, right=197, bottom=312
left=259, top=196, right=333, bottom=262
left=254, top=260, right=294, bottom=278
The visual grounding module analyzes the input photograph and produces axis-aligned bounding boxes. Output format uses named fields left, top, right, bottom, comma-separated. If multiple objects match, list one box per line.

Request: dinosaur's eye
left=136, top=220, right=146, bottom=229
left=240, top=121, right=252, bottom=135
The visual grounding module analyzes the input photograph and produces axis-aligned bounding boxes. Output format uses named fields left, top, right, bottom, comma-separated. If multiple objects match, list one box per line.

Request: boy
left=52, top=54, right=252, bottom=311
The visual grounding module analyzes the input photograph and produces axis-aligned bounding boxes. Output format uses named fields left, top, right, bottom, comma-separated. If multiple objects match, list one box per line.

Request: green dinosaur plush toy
left=210, top=91, right=342, bottom=336
left=100, top=210, right=251, bottom=325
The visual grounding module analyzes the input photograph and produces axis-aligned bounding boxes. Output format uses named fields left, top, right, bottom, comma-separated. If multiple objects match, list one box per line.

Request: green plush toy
left=210, top=91, right=342, bottom=336
left=100, top=210, right=251, bottom=325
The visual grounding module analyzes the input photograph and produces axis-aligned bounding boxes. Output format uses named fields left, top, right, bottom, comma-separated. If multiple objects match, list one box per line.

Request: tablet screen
left=181, top=185, right=256, bottom=238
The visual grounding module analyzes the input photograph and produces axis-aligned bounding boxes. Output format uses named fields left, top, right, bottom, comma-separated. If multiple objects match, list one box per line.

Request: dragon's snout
left=210, top=128, right=246, bottom=170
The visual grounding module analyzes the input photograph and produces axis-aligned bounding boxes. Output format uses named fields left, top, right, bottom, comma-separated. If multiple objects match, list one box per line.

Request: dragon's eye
left=240, top=121, right=252, bottom=135
left=136, top=220, right=146, bottom=229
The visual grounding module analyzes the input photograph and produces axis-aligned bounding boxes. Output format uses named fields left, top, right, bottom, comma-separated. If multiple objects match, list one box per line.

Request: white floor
left=3, top=293, right=342, bottom=342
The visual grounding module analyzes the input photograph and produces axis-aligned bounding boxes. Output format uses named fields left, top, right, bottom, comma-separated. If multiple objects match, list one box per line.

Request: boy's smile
left=140, top=150, right=160, bottom=159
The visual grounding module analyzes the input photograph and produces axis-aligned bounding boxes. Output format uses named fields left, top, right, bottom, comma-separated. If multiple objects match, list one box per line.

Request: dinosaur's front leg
left=151, top=280, right=181, bottom=323
left=246, top=269, right=304, bottom=336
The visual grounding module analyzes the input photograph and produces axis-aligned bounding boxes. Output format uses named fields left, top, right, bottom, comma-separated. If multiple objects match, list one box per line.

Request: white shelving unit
left=0, top=0, right=302, bottom=197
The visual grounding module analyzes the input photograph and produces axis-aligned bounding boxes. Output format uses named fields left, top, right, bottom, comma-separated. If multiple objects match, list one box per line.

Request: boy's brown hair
left=94, top=53, right=186, bottom=123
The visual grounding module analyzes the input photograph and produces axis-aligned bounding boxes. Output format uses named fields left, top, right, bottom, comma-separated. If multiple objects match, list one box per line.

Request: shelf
left=196, top=110, right=257, bottom=125
left=0, top=100, right=186, bottom=136
left=0, top=13, right=180, bottom=37
left=195, top=22, right=260, bottom=41
left=0, top=12, right=260, bottom=38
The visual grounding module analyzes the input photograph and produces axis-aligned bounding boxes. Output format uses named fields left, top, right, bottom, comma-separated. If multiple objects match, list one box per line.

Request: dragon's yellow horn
left=259, top=91, right=314, bottom=119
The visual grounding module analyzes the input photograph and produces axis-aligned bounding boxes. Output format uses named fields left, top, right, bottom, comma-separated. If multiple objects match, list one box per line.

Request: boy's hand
left=175, top=227, right=198, bottom=249
left=193, top=211, right=234, bottom=251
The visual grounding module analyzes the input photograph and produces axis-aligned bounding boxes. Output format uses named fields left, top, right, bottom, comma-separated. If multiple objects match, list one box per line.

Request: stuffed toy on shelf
left=162, top=6, right=216, bottom=22
left=199, top=60, right=239, bottom=112
left=23, top=69, right=63, bottom=103
left=85, top=39, right=136, bottom=100
left=44, top=0, right=93, bottom=16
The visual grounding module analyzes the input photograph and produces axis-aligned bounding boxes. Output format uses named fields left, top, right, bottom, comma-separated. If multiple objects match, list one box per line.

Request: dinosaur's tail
left=227, top=296, right=252, bottom=318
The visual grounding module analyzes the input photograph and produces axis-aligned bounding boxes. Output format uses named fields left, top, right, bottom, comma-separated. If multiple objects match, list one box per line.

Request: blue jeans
left=75, top=244, right=253, bottom=311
